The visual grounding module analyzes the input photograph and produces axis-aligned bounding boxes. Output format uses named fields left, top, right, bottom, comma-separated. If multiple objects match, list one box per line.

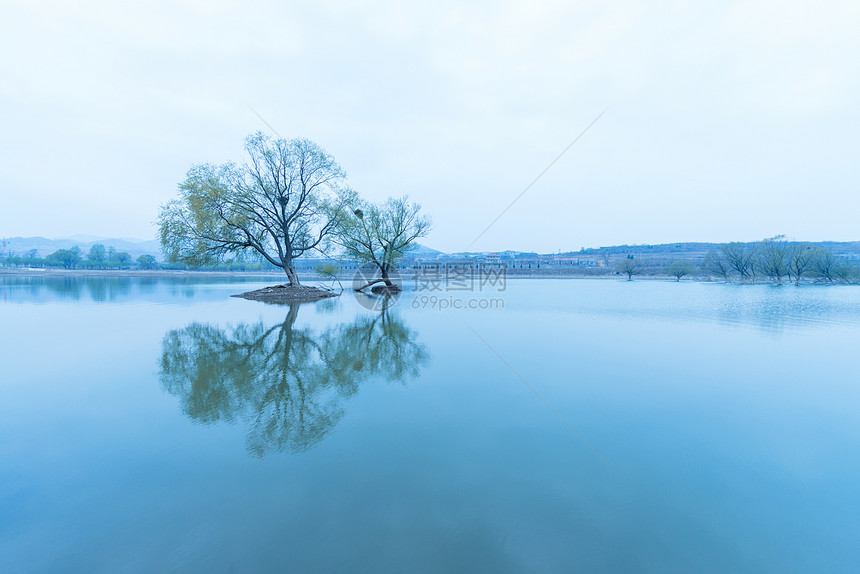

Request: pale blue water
left=2, top=275, right=859, bottom=573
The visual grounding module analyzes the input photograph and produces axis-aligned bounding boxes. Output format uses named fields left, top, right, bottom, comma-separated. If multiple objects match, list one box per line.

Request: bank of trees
left=621, top=236, right=860, bottom=285
left=1, top=244, right=161, bottom=270
left=698, top=236, right=860, bottom=285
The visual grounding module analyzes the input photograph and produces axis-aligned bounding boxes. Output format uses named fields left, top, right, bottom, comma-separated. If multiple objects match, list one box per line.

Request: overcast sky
left=1, top=0, right=858, bottom=253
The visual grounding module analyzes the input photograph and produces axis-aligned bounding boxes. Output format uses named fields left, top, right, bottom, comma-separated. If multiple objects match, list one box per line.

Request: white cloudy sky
left=1, top=0, right=858, bottom=252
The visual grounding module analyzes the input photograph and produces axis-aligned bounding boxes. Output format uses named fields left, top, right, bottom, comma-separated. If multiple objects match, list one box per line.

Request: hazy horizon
left=4, top=232, right=859, bottom=259
left=2, top=1, right=858, bottom=252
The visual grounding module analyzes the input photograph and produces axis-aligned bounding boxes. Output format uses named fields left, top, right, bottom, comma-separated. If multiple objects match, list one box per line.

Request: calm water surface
left=2, top=275, right=859, bottom=573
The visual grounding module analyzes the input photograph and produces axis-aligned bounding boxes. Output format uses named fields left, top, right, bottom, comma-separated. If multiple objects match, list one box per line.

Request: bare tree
left=158, top=133, right=352, bottom=286
left=721, top=242, right=757, bottom=282
left=758, top=236, right=789, bottom=285
left=616, top=256, right=643, bottom=281
left=702, top=250, right=731, bottom=282
left=599, top=248, right=611, bottom=269
left=787, top=243, right=820, bottom=286
left=812, top=248, right=839, bottom=284
left=834, top=261, right=860, bottom=284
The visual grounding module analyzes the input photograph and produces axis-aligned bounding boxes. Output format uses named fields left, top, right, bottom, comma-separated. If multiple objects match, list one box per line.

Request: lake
left=2, top=275, right=859, bottom=573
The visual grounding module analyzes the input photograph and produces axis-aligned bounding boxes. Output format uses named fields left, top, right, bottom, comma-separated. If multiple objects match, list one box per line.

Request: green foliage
left=157, top=133, right=353, bottom=284
left=87, top=244, right=107, bottom=266
left=111, top=251, right=132, bottom=266
left=136, top=254, right=158, bottom=269
left=47, top=246, right=82, bottom=269
left=1, top=255, right=50, bottom=268
left=315, top=262, right=343, bottom=292
left=159, top=307, right=428, bottom=456
left=80, top=247, right=133, bottom=269
left=664, top=260, right=696, bottom=281
left=315, top=263, right=340, bottom=278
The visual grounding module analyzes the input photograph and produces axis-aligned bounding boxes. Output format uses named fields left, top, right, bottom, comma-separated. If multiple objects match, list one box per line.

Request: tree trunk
left=381, top=266, right=394, bottom=287
left=355, top=263, right=397, bottom=292
left=285, top=265, right=300, bottom=287
left=354, top=278, right=386, bottom=292
left=285, top=303, right=300, bottom=326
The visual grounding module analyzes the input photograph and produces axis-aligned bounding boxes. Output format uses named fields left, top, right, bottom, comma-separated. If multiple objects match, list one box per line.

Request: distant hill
left=409, top=243, right=443, bottom=256
left=1, top=236, right=162, bottom=259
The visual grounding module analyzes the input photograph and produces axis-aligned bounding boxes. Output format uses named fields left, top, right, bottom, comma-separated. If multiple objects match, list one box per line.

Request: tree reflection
left=159, top=305, right=429, bottom=456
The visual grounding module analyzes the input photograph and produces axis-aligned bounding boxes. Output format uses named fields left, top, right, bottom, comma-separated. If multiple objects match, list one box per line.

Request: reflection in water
left=0, top=275, right=279, bottom=304
left=159, top=306, right=429, bottom=456
left=712, top=286, right=860, bottom=334
left=0, top=276, right=148, bottom=302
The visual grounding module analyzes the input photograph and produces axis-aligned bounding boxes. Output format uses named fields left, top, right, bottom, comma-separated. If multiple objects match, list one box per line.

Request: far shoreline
left=0, top=267, right=783, bottom=283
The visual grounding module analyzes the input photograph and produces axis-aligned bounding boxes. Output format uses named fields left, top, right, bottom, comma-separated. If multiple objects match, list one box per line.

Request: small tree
left=664, top=260, right=696, bottom=281
left=335, top=196, right=431, bottom=291
left=315, top=262, right=343, bottom=292
left=616, top=256, right=643, bottom=281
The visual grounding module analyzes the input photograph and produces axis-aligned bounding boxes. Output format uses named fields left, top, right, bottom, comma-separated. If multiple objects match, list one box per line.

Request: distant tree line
left=700, top=236, right=860, bottom=285
left=0, top=241, right=315, bottom=273
left=616, top=235, right=860, bottom=284
left=0, top=243, right=161, bottom=271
